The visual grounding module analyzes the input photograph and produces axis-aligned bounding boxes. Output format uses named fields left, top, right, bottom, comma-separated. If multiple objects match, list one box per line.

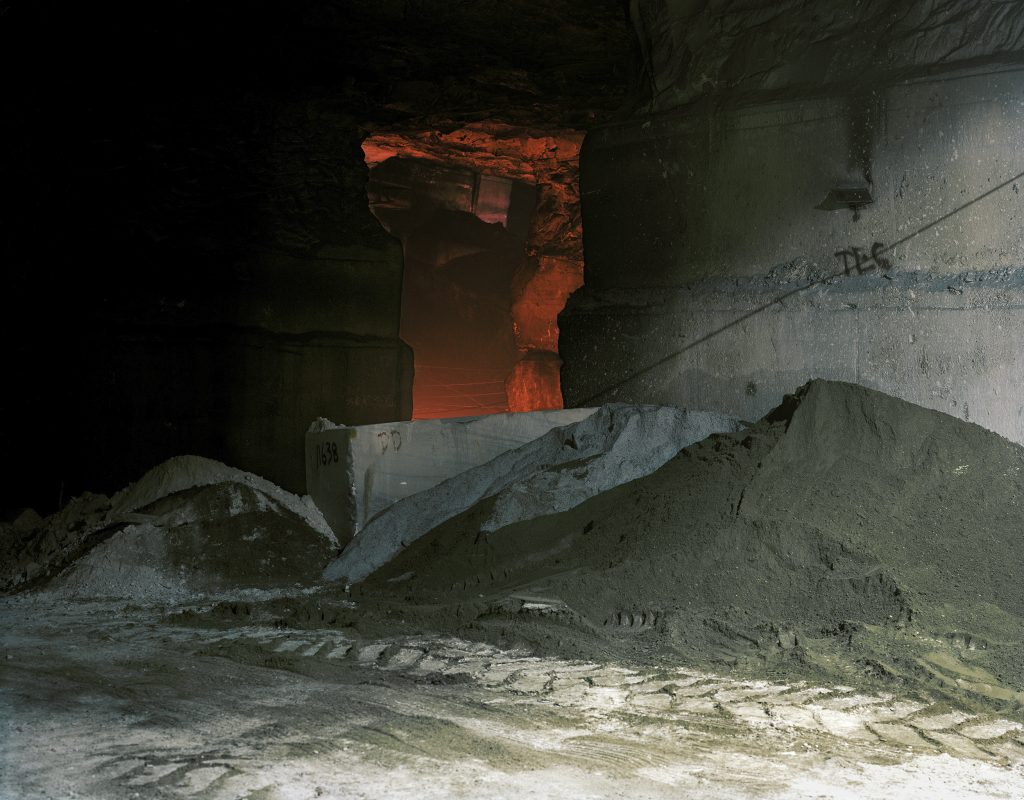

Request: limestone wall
left=562, top=268, right=1024, bottom=445
left=563, top=58, right=1024, bottom=441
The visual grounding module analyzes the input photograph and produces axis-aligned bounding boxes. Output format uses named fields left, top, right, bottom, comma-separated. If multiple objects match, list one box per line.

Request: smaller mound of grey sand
left=111, top=455, right=335, bottom=542
left=52, top=482, right=333, bottom=603
left=2, top=456, right=336, bottom=601
left=325, top=404, right=743, bottom=584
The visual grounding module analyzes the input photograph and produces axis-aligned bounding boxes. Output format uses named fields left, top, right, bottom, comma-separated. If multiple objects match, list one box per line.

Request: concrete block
left=305, top=408, right=596, bottom=545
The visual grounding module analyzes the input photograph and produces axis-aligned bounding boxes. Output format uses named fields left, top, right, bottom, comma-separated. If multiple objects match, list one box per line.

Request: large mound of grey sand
left=324, top=404, right=744, bottom=584
left=349, top=381, right=1024, bottom=711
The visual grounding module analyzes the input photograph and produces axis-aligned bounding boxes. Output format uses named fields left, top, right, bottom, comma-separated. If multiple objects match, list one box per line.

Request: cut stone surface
left=305, top=408, right=597, bottom=545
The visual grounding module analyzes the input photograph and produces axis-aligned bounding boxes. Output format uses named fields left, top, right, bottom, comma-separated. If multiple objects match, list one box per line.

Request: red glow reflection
left=363, top=124, right=584, bottom=418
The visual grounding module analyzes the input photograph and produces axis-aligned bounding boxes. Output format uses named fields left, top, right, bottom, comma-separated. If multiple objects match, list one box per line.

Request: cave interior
left=4, top=1, right=1024, bottom=797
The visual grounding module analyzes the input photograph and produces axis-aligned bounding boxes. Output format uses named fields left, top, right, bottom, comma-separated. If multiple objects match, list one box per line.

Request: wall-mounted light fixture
left=816, top=186, right=873, bottom=221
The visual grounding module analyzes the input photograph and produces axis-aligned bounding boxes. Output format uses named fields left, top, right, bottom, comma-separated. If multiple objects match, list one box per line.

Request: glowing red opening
left=363, top=124, right=584, bottom=419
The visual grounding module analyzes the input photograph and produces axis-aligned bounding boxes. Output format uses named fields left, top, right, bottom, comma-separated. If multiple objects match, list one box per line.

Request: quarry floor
left=3, top=594, right=1024, bottom=800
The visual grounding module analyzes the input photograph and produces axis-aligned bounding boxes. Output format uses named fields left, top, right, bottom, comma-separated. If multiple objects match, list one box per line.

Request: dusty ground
left=3, top=592, right=1024, bottom=800
left=4, top=384, right=1024, bottom=797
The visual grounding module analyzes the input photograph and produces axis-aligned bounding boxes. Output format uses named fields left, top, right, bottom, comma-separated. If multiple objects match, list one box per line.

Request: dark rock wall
left=1, top=3, right=410, bottom=511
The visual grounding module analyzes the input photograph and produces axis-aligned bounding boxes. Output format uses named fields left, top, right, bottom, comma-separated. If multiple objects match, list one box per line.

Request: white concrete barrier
left=305, top=409, right=596, bottom=545
left=323, top=404, right=745, bottom=584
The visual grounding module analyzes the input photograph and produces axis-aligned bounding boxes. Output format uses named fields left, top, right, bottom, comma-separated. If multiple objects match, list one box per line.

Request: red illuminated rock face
left=512, top=255, right=585, bottom=353
left=505, top=351, right=565, bottom=413
left=364, top=123, right=585, bottom=415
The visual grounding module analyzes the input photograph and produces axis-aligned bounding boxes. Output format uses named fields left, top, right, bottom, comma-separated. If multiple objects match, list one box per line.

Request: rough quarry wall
left=627, top=0, right=1024, bottom=112
left=562, top=1, right=1024, bottom=444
